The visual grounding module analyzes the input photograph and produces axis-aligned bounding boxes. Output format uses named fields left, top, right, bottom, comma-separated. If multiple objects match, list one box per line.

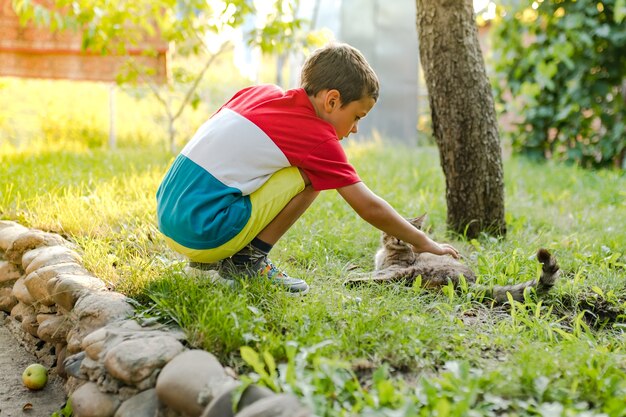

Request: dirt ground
left=0, top=324, right=67, bottom=417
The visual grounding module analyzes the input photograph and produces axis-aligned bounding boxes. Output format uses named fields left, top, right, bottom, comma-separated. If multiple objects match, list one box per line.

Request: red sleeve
left=300, top=139, right=361, bottom=191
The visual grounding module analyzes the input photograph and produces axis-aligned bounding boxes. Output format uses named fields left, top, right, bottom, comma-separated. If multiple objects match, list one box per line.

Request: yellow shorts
left=164, top=167, right=305, bottom=263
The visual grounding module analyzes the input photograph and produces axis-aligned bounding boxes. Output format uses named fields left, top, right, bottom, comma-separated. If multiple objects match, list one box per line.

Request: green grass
left=2, top=135, right=626, bottom=416
left=3, top=73, right=626, bottom=417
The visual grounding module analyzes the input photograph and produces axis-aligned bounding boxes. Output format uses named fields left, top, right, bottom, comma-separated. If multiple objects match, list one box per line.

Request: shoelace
left=260, top=260, right=286, bottom=279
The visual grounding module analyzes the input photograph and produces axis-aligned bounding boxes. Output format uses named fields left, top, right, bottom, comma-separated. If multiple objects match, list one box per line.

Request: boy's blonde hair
left=300, top=43, right=379, bottom=106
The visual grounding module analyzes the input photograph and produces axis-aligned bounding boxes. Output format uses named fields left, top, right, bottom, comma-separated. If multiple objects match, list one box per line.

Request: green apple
left=22, top=363, right=48, bottom=390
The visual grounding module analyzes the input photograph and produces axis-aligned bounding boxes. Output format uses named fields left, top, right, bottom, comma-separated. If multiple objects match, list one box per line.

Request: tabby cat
left=346, top=214, right=561, bottom=303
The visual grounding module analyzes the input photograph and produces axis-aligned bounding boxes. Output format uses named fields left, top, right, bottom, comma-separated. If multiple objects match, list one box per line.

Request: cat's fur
left=346, top=214, right=561, bottom=303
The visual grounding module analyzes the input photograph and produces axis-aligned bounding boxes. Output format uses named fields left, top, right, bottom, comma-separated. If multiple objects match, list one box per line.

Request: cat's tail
left=482, top=248, right=560, bottom=303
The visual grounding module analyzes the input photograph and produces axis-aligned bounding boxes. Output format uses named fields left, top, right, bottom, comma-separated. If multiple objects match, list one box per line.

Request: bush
left=491, top=0, right=626, bottom=169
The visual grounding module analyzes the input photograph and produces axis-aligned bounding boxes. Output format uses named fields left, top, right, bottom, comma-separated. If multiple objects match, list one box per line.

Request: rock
left=73, top=292, right=134, bottom=329
left=13, top=276, right=35, bottom=305
left=5, top=229, right=68, bottom=264
left=65, top=376, right=88, bottom=396
left=156, top=349, right=234, bottom=417
left=37, top=314, right=75, bottom=344
left=233, top=394, right=311, bottom=417
left=10, top=301, right=35, bottom=322
left=0, top=260, right=21, bottom=287
left=24, top=245, right=82, bottom=275
left=82, top=331, right=108, bottom=361
left=67, top=293, right=135, bottom=353
left=114, top=389, right=159, bottom=417
left=64, top=351, right=87, bottom=380
left=0, top=287, right=18, bottom=312
left=24, top=262, right=88, bottom=306
left=103, top=335, right=185, bottom=386
left=34, top=303, right=57, bottom=315
left=81, top=320, right=185, bottom=363
left=201, top=385, right=274, bottom=417
left=20, top=313, right=39, bottom=337
left=71, top=382, right=120, bottom=417
left=48, top=274, right=107, bottom=311
left=0, top=221, right=29, bottom=251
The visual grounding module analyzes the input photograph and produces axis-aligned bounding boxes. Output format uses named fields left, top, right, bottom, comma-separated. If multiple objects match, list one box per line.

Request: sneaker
left=219, top=256, right=309, bottom=295
left=187, top=261, right=220, bottom=271
left=184, top=260, right=234, bottom=287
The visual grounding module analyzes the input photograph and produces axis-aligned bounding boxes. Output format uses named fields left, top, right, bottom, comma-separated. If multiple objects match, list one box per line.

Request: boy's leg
left=256, top=171, right=318, bottom=244
left=169, top=167, right=308, bottom=265
left=220, top=170, right=318, bottom=294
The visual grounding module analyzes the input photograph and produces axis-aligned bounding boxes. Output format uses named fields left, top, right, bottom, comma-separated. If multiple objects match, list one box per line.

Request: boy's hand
left=412, top=242, right=460, bottom=259
left=435, top=243, right=460, bottom=259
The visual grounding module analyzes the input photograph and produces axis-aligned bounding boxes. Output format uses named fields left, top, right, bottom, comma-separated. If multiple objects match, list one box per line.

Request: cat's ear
left=408, top=213, right=427, bottom=229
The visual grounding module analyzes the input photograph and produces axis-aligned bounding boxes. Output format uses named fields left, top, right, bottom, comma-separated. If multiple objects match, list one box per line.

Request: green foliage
left=491, top=0, right=626, bottom=168
left=51, top=399, right=72, bottom=417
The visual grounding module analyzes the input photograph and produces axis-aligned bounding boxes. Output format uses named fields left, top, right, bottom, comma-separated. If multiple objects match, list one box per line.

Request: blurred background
left=1, top=0, right=624, bottom=169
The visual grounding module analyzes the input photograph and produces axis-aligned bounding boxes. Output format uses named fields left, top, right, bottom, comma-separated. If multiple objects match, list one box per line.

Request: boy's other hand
left=412, top=242, right=460, bottom=259
left=437, top=243, right=460, bottom=259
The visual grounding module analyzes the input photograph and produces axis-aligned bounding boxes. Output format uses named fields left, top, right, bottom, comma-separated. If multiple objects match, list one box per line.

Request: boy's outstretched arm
left=337, top=182, right=460, bottom=259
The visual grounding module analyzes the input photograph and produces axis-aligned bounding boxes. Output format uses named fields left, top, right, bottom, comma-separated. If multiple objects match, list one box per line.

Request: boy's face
left=316, top=90, right=376, bottom=140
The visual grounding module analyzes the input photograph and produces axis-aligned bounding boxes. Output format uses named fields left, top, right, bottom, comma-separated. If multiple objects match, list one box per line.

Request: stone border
left=0, top=221, right=311, bottom=417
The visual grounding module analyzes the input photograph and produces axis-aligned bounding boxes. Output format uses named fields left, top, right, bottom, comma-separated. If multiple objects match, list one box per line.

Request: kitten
left=348, top=214, right=561, bottom=303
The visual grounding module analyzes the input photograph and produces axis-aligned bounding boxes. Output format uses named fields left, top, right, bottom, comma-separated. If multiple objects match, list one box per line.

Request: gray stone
left=22, top=244, right=56, bottom=270
left=83, top=331, right=108, bottom=361
left=24, top=245, right=82, bottom=275
left=37, top=313, right=75, bottom=344
left=114, top=389, right=159, bottom=417
left=71, top=381, right=120, bottom=417
left=49, top=273, right=107, bottom=311
left=5, top=229, right=68, bottom=264
left=103, top=336, right=185, bottom=385
left=64, top=351, right=87, bottom=380
left=24, top=262, right=88, bottom=306
left=156, top=349, right=234, bottom=417
left=0, top=287, right=17, bottom=313
left=0, top=260, right=21, bottom=287
left=233, top=394, right=311, bottom=417
left=201, top=385, right=274, bottom=417
left=81, top=320, right=185, bottom=363
left=0, top=221, right=29, bottom=251
left=73, top=292, right=134, bottom=329
left=80, top=355, right=122, bottom=393
left=13, top=276, right=35, bottom=305
left=67, top=293, right=135, bottom=354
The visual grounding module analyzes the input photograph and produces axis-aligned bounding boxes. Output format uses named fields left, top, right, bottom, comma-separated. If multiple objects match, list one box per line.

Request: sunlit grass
left=2, top=132, right=626, bottom=415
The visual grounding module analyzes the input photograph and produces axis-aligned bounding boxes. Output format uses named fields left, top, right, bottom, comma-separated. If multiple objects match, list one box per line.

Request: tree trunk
left=416, top=0, right=506, bottom=238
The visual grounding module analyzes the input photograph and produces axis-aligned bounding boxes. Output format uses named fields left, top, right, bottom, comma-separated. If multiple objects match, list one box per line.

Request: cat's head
left=380, top=213, right=427, bottom=249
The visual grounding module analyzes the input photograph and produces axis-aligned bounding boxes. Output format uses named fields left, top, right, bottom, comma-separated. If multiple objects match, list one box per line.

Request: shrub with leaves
left=491, top=0, right=626, bottom=169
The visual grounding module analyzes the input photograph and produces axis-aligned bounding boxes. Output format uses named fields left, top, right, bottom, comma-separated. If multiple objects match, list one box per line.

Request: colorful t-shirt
left=156, top=84, right=361, bottom=250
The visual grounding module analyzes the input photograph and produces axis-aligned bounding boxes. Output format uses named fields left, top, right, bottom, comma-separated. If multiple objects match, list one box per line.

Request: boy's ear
left=323, top=89, right=341, bottom=112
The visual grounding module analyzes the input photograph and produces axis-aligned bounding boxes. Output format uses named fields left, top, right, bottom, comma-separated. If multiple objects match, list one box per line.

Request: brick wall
left=0, top=0, right=167, bottom=83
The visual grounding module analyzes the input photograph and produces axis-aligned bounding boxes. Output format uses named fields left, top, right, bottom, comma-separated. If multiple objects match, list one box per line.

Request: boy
left=156, top=43, right=459, bottom=295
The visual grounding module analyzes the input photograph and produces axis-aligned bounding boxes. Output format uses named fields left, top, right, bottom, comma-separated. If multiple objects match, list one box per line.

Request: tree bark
left=416, top=0, right=506, bottom=238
